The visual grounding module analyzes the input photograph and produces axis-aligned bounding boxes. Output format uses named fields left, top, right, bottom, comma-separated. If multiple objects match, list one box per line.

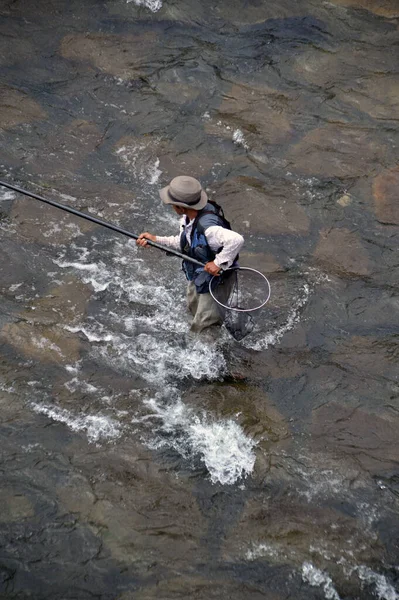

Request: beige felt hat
left=159, top=176, right=208, bottom=210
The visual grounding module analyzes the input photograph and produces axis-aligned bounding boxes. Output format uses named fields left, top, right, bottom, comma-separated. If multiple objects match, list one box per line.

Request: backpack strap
left=194, top=202, right=232, bottom=237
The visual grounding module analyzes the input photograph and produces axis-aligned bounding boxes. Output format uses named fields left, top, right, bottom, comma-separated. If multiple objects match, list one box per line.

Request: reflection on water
left=0, top=0, right=398, bottom=598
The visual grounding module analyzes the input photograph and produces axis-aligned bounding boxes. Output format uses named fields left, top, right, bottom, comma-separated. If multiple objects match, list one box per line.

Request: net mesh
left=210, top=268, right=269, bottom=340
left=223, top=309, right=254, bottom=341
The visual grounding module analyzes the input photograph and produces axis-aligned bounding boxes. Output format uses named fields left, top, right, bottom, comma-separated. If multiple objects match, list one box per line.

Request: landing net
left=209, top=267, right=271, bottom=341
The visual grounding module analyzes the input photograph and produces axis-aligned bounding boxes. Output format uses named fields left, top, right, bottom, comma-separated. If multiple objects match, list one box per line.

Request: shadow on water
left=0, top=0, right=399, bottom=598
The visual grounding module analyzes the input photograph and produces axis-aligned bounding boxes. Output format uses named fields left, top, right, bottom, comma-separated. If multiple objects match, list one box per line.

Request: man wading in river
left=137, top=176, right=244, bottom=333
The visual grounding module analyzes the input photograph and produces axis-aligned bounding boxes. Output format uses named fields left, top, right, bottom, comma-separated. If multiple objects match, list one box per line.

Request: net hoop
left=209, top=266, right=271, bottom=313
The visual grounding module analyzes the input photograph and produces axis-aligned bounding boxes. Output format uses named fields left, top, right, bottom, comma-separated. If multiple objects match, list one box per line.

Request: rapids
left=0, top=0, right=398, bottom=598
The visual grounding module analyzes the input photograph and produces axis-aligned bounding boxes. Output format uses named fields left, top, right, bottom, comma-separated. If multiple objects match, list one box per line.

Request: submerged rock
left=372, top=167, right=399, bottom=225
left=10, top=195, right=96, bottom=245
left=331, top=334, right=398, bottom=382
left=0, top=28, right=35, bottom=68
left=60, top=32, right=157, bottom=81
left=124, top=576, right=285, bottom=600
left=26, top=276, right=91, bottom=324
left=239, top=251, right=284, bottom=274
left=14, top=118, right=104, bottom=179
left=0, top=276, right=91, bottom=363
left=155, top=82, right=202, bottom=105
left=1, top=321, right=81, bottom=364
left=340, top=75, right=399, bottom=121
left=311, top=400, right=399, bottom=475
left=0, top=489, right=35, bottom=522
left=159, top=143, right=226, bottom=179
left=330, top=0, right=399, bottom=17
left=217, top=83, right=292, bottom=146
left=293, top=45, right=398, bottom=92
left=287, top=126, right=386, bottom=178
left=184, top=383, right=290, bottom=446
left=204, top=0, right=309, bottom=24
left=313, top=228, right=370, bottom=277
left=223, top=493, right=385, bottom=571
left=67, top=442, right=209, bottom=568
left=0, top=85, right=46, bottom=129
left=215, top=178, right=310, bottom=235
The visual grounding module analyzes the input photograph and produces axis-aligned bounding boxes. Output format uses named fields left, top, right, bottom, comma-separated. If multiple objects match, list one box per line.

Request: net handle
left=209, top=266, right=271, bottom=313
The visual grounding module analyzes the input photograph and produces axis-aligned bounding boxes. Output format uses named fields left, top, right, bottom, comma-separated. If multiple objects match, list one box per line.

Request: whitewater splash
left=0, top=189, right=16, bottom=201
left=34, top=238, right=260, bottom=485
left=127, top=0, right=162, bottom=12
left=356, top=566, right=399, bottom=600
left=142, top=393, right=256, bottom=485
left=301, top=561, right=398, bottom=600
left=233, top=128, right=250, bottom=150
left=39, top=233, right=318, bottom=485
left=246, top=531, right=398, bottom=600
left=115, top=142, right=162, bottom=185
left=302, top=562, right=341, bottom=600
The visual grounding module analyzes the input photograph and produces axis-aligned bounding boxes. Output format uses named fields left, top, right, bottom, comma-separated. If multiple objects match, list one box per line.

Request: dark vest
left=180, top=201, right=236, bottom=294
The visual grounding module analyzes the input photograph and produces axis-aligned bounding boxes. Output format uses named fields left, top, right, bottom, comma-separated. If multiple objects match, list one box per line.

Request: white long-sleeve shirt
left=157, top=217, right=244, bottom=269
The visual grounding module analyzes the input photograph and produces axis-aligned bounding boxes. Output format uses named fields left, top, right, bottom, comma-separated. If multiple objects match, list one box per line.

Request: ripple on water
left=243, top=282, right=310, bottom=351
left=31, top=402, right=122, bottom=443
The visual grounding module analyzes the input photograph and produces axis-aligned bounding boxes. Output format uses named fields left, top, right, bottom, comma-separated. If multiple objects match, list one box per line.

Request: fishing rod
left=0, top=179, right=204, bottom=268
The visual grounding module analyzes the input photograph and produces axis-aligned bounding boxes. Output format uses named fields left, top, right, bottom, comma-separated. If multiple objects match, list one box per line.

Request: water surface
left=0, top=0, right=398, bottom=598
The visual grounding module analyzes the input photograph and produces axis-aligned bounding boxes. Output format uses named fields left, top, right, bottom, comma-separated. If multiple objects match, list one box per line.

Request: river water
left=0, top=0, right=398, bottom=598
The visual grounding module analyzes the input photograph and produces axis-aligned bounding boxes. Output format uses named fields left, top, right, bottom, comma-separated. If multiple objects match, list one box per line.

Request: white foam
left=0, top=382, right=16, bottom=393
left=299, top=467, right=347, bottom=502
left=127, top=0, right=162, bottom=11
left=64, top=325, right=114, bottom=343
left=356, top=566, right=398, bottom=600
left=65, top=362, right=81, bottom=375
left=246, top=542, right=281, bottom=561
left=143, top=394, right=256, bottom=485
left=48, top=238, right=257, bottom=484
left=32, top=403, right=121, bottom=443
left=65, top=223, right=84, bottom=237
left=0, top=219, right=17, bottom=233
left=302, top=562, right=341, bottom=600
left=55, top=191, right=79, bottom=204
left=53, top=258, right=112, bottom=292
left=97, top=331, right=225, bottom=384
left=32, top=336, right=64, bottom=357
left=115, top=143, right=162, bottom=185
left=54, top=259, right=98, bottom=272
left=64, top=377, right=98, bottom=394
left=233, top=128, right=249, bottom=150
left=0, top=190, right=16, bottom=201
left=43, top=222, right=62, bottom=239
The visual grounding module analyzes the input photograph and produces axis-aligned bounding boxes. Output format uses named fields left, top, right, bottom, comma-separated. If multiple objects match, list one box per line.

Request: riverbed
left=0, top=0, right=398, bottom=598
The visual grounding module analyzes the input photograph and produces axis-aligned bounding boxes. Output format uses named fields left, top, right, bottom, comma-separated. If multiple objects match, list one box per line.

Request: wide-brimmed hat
left=159, top=176, right=208, bottom=210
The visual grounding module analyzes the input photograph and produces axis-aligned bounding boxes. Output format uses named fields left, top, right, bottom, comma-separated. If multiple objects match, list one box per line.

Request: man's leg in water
left=187, top=282, right=221, bottom=332
left=187, top=277, right=234, bottom=333
left=187, top=281, right=199, bottom=317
